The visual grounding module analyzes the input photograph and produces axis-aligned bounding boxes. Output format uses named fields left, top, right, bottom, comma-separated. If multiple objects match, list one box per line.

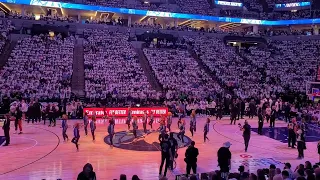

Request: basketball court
left=0, top=117, right=318, bottom=180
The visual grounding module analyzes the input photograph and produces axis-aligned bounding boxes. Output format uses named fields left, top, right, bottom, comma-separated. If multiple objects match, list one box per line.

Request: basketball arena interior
left=0, top=0, right=320, bottom=179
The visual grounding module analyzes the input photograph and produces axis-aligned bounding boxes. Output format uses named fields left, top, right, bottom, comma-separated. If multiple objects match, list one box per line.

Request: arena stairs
left=132, top=41, right=163, bottom=92
left=0, top=39, right=17, bottom=69
left=187, top=48, right=235, bottom=96
left=71, top=38, right=85, bottom=98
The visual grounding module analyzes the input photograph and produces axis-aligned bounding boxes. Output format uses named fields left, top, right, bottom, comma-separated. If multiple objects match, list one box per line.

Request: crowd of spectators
left=240, top=39, right=320, bottom=94
left=0, top=34, right=74, bottom=101
left=191, top=36, right=265, bottom=99
left=143, top=48, right=223, bottom=100
left=83, top=29, right=156, bottom=101
left=0, top=19, right=14, bottom=55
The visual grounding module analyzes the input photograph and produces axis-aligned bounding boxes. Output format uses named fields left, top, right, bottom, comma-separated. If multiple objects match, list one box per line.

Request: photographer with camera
left=239, top=120, right=251, bottom=152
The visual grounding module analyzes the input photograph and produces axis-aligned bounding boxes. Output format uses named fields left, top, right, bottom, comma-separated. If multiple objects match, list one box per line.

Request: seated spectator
left=77, top=163, right=96, bottom=180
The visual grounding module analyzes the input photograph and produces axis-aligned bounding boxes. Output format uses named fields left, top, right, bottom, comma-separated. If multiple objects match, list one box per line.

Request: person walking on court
left=190, top=114, right=196, bottom=137
left=14, top=106, right=23, bottom=134
left=204, top=118, right=210, bottom=142
left=177, top=119, right=186, bottom=143
left=168, top=132, right=178, bottom=170
left=72, top=123, right=81, bottom=151
left=132, top=116, right=138, bottom=138
left=61, top=114, right=69, bottom=142
left=159, top=134, right=173, bottom=178
left=185, top=141, right=199, bottom=176
left=149, top=111, right=154, bottom=130
left=108, top=118, right=115, bottom=148
left=126, top=107, right=132, bottom=131
left=257, top=107, right=264, bottom=135
left=83, top=112, right=89, bottom=136
left=90, top=118, right=96, bottom=141
left=2, top=114, right=11, bottom=146
left=241, top=120, right=251, bottom=152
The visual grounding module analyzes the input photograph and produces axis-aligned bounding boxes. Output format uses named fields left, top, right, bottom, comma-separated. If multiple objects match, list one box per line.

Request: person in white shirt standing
left=20, top=99, right=28, bottom=121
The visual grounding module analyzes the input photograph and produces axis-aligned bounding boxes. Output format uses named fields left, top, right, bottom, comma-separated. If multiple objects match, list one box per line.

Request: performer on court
left=159, top=117, right=166, bottom=142
left=204, top=118, right=210, bottom=142
left=108, top=118, right=115, bottom=147
left=14, top=106, right=23, bottom=134
left=257, top=107, right=264, bottom=135
left=72, top=123, right=80, bottom=151
left=142, top=110, right=148, bottom=133
left=177, top=119, right=185, bottom=143
left=61, top=114, right=69, bottom=142
left=167, top=112, right=172, bottom=132
left=126, top=107, right=132, bottom=131
left=191, top=111, right=197, bottom=131
left=149, top=111, right=154, bottom=130
left=132, top=116, right=138, bottom=138
left=83, top=112, right=89, bottom=136
left=90, top=118, right=96, bottom=141
left=190, top=114, right=196, bottom=137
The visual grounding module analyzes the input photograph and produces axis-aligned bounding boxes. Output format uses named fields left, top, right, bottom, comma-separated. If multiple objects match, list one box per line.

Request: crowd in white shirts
left=83, top=29, right=156, bottom=101
left=0, top=34, right=74, bottom=100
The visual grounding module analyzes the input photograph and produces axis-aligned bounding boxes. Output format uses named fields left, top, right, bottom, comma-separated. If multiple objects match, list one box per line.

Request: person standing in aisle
left=83, top=112, right=89, bottom=136
left=61, top=114, right=69, bottom=142
left=2, top=114, right=11, bottom=146
left=72, top=123, right=80, bottom=151
left=90, top=118, right=96, bottom=141
left=203, top=118, right=210, bottom=142
left=108, top=118, right=115, bottom=148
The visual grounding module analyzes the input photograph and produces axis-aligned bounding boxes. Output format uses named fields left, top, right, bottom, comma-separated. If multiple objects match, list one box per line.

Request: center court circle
left=104, top=131, right=192, bottom=151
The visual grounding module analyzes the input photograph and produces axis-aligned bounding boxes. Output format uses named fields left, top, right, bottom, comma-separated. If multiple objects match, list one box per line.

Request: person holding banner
left=126, top=107, right=132, bottom=131
left=72, top=123, right=80, bottom=151
left=61, top=114, right=69, bottom=142
left=108, top=118, right=115, bottom=148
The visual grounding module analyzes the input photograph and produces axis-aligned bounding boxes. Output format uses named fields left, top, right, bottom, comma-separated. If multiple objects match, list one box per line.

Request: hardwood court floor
left=0, top=117, right=318, bottom=180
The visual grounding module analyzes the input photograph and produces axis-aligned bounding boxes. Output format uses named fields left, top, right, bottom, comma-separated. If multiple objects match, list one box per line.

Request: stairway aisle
left=71, top=38, right=85, bottom=98
left=134, top=47, right=163, bottom=92
left=0, top=40, right=17, bottom=69
left=188, top=48, right=234, bottom=95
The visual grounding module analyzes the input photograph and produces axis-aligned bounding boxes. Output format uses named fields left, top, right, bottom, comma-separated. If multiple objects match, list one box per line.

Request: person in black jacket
left=249, top=100, right=256, bottom=119
left=257, top=107, right=264, bottom=135
left=15, top=106, right=23, bottom=134
left=185, top=141, right=199, bottom=176
left=240, top=99, right=245, bottom=119
left=2, top=114, right=11, bottom=146
left=77, top=163, right=96, bottom=180
left=270, top=106, right=276, bottom=128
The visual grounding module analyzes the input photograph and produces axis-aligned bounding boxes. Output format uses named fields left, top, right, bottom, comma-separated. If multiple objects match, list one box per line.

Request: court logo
left=104, top=131, right=191, bottom=151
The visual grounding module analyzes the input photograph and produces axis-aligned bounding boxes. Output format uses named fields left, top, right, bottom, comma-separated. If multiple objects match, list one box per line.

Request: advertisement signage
left=275, top=2, right=311, bottom=8
left=215, top=1, right=243, bottom=7
left=83, top=107, right=168, bottom=117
